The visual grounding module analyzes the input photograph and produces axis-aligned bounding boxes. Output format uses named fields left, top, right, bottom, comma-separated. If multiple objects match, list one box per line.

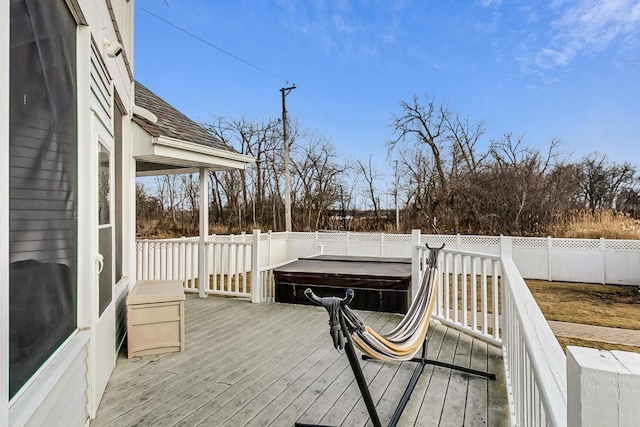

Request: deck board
left=92, top=296, right=509, bottom=426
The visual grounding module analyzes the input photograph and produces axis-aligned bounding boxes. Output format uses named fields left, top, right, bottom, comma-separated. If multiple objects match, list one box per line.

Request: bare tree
left=290, top=134, right=346, bottom=231
left=356, top=156, right=388, bottom=229
left=578, top=152, right=637, bottom=211
left=388, top=94, right=487, bottom=233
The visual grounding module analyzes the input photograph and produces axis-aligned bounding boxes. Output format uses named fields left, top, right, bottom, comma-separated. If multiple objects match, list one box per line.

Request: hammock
left=297, top=244, right=495, bottom=427
left=341, top=245, right=439, bottom=361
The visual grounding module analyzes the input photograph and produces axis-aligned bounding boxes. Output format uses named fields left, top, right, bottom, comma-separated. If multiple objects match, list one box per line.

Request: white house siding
left=90, top=41, right=113, bottom=131
left=20, top=339, right=89, bottom=427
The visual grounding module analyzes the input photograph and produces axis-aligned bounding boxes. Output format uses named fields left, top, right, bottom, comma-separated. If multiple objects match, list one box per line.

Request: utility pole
left=395, top=159, right=400, bottom=231
left=280, top=84, right=296, bottom=232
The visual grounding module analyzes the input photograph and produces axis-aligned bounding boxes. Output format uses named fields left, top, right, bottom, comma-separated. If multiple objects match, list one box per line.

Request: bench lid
left=127, top=280, right=186, bottom=305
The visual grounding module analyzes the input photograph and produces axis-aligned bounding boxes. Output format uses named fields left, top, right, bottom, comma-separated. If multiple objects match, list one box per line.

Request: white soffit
left=132, top=121, right=255, bottom=175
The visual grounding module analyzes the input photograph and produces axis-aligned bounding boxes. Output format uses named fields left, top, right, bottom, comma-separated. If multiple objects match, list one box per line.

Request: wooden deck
left=92, top=296, right=510, bottom=426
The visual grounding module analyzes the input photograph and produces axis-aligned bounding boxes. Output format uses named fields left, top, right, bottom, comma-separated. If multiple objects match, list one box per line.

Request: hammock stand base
left=296, top=306, right=495, bottom=427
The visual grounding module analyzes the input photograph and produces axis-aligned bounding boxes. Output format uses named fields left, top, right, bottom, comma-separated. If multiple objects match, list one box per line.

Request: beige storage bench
left=126, top=280, right=185, bottom=358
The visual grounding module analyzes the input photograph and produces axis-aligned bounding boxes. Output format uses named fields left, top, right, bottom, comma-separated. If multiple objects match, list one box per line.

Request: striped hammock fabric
left=341, top=246, right=441, bottom=362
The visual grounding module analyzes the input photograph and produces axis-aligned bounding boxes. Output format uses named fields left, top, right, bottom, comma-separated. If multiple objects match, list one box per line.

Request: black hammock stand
left=295, top=245, right=495, bottom=427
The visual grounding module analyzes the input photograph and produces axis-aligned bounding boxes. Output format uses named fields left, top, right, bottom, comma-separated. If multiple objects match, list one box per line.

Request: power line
left=141, top=8, right=282, bottom=79
left=140, top=7, right=367, bottom=152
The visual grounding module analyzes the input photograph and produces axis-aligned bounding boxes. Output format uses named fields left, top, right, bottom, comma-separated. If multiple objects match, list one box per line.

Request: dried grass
left=556, top=336, right=640, bottom=354
left=547, top=209, right=640, bottom=240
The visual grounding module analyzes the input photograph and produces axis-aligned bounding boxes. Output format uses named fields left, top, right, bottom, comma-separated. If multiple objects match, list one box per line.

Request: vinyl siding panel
left=90, top=42, right=112, bottom=128
left=23, top=343, right=89, bottom=427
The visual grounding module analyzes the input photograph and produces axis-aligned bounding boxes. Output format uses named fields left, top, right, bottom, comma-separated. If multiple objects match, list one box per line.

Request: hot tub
left=273, top=255, right=412, bottom=313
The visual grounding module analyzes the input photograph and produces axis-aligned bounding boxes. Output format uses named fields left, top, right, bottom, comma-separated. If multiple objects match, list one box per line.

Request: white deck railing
left=135, top=230, right=640, bottom=426
left=427, top=247, right=502, bottom=346
left=502, top=255, right=567, bottom=426
left=136, top=237, right=254, bottom=298
left=415, top=239, right=567, bottom=427
left=258, top=259, right=297, bottom=303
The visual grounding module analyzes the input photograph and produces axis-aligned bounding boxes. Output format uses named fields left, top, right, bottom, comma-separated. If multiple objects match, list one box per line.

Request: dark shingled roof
left=133, top=81, right=236, bottom=153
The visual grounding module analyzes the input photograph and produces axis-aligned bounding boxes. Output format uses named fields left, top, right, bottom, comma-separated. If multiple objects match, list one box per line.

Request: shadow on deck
left=92, top=296, right=510, bottom=426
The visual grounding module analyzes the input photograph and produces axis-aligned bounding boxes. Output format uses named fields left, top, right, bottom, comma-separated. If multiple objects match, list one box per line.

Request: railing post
left=567, top=346, right=640, bottom=427
left=500, top=234, right=512, bottom=259
left=251, top=229, right=261, bottom=303
left=547, top=236, right=553, bottom=281
left=600, top=237, right=606, bottom=284
left=267, top=230, right=272, bottom=265
left=411, top=229, right=421, bottom=301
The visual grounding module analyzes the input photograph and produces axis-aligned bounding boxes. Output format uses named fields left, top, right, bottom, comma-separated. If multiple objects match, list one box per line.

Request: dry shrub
left=547, top=209, right=640, bottom=239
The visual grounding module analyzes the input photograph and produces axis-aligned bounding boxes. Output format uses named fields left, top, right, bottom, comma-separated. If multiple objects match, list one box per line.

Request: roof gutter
left=154, top=135, right=255, bottom=164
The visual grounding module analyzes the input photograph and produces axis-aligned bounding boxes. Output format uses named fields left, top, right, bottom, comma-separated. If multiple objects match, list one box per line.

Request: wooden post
left=567, top=346, right=640, bottom=427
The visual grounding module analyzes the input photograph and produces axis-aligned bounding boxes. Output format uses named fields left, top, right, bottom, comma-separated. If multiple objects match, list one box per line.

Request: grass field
left=525, top=279, right=640, bottom=352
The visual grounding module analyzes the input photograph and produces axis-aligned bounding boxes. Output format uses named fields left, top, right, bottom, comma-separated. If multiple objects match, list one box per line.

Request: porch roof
left=132, top=81, right=254, bottom=176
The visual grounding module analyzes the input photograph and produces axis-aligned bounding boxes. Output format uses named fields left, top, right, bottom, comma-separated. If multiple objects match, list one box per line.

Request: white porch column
left=250, top=229, right=261, bottom=303
left=411, top=229, right=421, bottom=301
left=198, top=168, right=208, bottom=298
left=567, top=346, right=640, bottom=427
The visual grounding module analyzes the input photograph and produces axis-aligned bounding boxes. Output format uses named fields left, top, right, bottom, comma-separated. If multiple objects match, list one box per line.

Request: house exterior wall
left=4, top=0, right=136, bottom=425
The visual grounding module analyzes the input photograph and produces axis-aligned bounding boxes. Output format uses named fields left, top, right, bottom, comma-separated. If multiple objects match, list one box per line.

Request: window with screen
left=9, top=0, right=77, bottom=398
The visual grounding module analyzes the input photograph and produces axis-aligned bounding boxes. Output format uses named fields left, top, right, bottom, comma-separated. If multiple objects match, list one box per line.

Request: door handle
left=97, top=253, right=104, bottom=274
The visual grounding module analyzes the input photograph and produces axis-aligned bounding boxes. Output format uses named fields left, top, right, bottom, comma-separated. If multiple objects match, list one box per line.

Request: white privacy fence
left=285, top=232, right=640, bottom=285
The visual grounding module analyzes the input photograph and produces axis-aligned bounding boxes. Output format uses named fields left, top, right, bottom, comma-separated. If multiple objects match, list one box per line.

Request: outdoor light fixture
left=103, top=35, right=123, bottom=58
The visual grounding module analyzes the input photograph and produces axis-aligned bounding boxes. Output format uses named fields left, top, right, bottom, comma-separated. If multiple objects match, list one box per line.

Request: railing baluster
left=481, top=259, right=488, bottom=336
left=452, top=254, right=459, bottom=324
left=444, top=252, right=450, bottom=320
left=462, top=255, right=468, bottom=327
left=492, top=260, right=500, bottom=340
left=471, top=255, right=478, bottom=332
left=212, top=243, right=218, bottom=292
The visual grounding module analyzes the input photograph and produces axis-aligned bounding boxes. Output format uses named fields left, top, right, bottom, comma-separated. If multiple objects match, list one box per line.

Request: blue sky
left=134, top=0, right=640, bottom=172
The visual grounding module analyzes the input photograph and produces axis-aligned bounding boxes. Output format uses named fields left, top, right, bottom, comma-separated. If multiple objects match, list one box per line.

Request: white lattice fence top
left=422, top=235, right=457, bottom=246
left=209, top=234, right=233, bottom=242
left=382, top=234, right=412, bottom=244
left=605, top=240, right=640, bottom=251
left=513, top=237, right=548, bottom=248
left=460, top=236, right=500, bottom=246
left=348, top=233, right=382, bottom=243
left=288, top=232, right=317, bottom=241
left=316, top=233, right=348, bottom=242
left=552, top=239, right=601, bottom=250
